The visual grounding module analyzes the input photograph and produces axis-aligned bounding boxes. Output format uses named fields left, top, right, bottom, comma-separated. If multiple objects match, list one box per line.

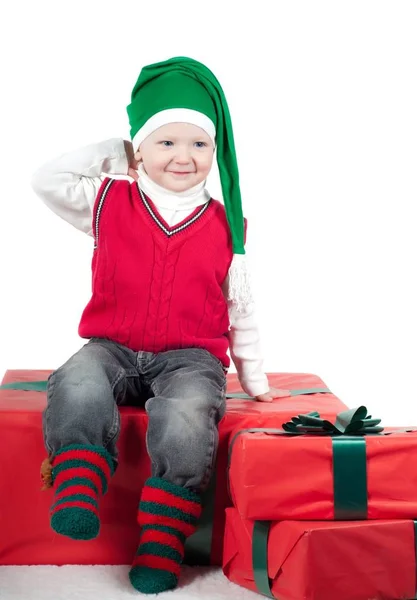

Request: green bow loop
left=282, top=406, right=384, bottom=436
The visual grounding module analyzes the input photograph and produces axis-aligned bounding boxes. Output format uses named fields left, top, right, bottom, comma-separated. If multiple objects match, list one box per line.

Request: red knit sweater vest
left=78, top=178, right=234, bottom=367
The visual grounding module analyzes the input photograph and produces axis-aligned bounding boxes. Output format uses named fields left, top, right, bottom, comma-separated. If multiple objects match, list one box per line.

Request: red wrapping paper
left=228, top=427, right=417, bottom=521
left=0, top=369, right=346, bottom=566
left=223, top=508, right=417, bottom=600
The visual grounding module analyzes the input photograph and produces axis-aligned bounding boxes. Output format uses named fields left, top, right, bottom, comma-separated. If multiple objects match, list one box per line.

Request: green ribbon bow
left=282, top=405, right=384, bottom=436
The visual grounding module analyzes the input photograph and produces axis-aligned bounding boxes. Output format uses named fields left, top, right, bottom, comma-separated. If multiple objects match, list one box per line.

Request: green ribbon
left=226, top=387, right=331, bottom=400
left=0, top=380, right=49, bottom=391
left=0, top=382, right=332, bottom=397
left=332, top=436, right=367, bottom=519
left=253, top=521, right=275, bottom=598
left=252, top=519, right=417, bottom=599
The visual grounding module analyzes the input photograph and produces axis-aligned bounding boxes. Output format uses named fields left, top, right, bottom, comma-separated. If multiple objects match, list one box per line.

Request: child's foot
left=129, top=477, right=202, bottom=594
left=47, top=444, right=116, bottom=540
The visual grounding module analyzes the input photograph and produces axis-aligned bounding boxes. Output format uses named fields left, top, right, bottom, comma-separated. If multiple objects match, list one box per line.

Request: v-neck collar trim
left=135, top=183, right=212, bottom=237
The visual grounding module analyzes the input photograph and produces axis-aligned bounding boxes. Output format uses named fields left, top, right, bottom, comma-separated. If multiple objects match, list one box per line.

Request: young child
left=31, top=56, right=289, bottom=594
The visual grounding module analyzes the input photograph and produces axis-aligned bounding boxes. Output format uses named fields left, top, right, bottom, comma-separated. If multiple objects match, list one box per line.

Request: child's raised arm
left=31, top=138, right=136, bottom=236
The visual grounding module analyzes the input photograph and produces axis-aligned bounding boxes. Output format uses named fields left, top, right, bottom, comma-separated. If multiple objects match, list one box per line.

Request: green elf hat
left=126, top=56, right=252, bottom=311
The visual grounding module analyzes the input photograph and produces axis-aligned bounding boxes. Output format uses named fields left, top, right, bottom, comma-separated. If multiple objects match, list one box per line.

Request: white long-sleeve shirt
left=31, top=138, right=269, bottom=396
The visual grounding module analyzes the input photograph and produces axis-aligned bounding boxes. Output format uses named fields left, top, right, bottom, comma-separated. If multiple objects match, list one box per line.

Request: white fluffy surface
left=0, top=565, right=259, bottom=599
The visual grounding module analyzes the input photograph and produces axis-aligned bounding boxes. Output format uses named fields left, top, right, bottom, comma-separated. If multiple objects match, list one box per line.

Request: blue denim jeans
left=43, top=338, right=227, bottom=492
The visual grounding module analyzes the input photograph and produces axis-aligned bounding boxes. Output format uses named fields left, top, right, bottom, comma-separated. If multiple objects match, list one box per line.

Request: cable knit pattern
left=78, top=178, right=233, bottom=367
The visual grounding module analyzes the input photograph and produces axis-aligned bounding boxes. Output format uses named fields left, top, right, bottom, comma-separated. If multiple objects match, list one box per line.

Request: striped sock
left=129, top=477, right=202, bottom=594
left=50, top=444, right=116, bottom=540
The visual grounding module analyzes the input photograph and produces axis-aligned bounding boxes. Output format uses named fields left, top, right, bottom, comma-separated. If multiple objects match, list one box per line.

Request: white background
left=1, top=1, right=416, bottom=425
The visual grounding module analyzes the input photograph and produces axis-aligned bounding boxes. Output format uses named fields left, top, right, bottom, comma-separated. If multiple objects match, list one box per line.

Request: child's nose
left=174, top=146, right=192, bottom=163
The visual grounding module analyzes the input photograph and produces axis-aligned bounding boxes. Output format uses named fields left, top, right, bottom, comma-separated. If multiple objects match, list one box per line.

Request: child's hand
left=255, top=387, right=291, bottom=402
left=124, top=140, right=139, bottom=181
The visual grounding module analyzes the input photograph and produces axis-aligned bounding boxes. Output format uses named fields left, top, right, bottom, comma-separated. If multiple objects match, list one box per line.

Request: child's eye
left=195, top=141, right=207, bottom=148
left=160, top=141, right=173, bottom=147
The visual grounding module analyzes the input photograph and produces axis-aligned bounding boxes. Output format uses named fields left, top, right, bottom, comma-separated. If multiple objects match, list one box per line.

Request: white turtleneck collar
left=137, top=163, right=210, bottom=214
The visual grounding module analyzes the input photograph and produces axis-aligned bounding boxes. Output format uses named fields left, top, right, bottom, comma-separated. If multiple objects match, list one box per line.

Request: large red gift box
left=222, top=507, right=417, bottom=600
left=0, top=369, right=346, bottom=566
left=228, top=424, right=417, bottom=521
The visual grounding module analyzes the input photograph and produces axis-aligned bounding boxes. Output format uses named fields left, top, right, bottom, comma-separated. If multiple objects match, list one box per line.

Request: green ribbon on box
left=0, top=380, right=50, bottom=392
left=0, top=381, right=332, bottom=397
left=226, top=387, right=331, bottom=399
left=252, top=519, right=417, bottom=599
left=229, top=406, right=384, bottom=523
left=283, top=406, right=384, bottom=520
left=253, top=520, right=275, bottom=599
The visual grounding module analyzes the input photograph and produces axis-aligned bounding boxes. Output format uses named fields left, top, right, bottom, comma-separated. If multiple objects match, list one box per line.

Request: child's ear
left=134, top=150, right=142, bottom=163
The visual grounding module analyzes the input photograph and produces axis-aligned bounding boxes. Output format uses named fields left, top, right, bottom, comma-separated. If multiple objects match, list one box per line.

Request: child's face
left=135, top=122, right=215, bottom=192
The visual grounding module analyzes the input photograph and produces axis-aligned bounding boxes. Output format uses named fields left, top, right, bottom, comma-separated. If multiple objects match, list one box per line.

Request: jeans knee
left=145, top=400, right=220, bottom=491
left=48, top=370, right=110, bottom=410
left=44, top=352, right=123, bottom=454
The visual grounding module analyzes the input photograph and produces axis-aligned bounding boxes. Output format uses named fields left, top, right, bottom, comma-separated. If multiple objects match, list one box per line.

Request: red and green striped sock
left=129, top=477, right=202, bottom=594
left=50, top=444, right=116, bottom=540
